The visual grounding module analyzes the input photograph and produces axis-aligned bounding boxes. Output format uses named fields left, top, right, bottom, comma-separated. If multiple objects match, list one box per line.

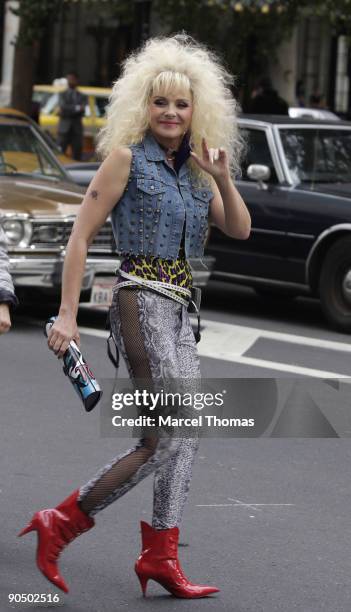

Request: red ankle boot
left=134, top=521, right=220, bottom=598
left=18, top=489, right=94, bottom=593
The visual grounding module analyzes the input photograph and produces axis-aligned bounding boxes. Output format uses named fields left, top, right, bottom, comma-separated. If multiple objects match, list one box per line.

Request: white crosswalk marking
left=197, top=319, right=351, bottom=379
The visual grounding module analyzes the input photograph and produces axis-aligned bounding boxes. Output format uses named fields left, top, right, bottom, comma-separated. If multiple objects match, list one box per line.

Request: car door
left=275, top=125, right=351, bottom=285
left=206, top=124, right=291, bottom=282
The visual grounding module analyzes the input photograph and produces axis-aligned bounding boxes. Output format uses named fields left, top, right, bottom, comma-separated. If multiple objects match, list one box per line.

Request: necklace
left=165, top=148, right=177, bottom=162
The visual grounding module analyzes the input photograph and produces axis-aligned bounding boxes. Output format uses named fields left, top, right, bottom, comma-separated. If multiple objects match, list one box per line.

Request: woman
left=18, top=34, right=251, bottom=598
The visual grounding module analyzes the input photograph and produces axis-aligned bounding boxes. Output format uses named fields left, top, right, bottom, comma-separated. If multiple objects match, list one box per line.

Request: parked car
left=0, top=108, right=120, bottom=306
left=205, top=114, right=351, bottom=332
left=0, top=108, right=214, bottom=305
left=289, top=107, right=340, bottom=121
left=64, top=161, right=100, bottom=187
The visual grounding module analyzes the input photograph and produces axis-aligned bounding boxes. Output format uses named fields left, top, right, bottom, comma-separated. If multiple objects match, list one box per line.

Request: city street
left=2, top=0, right=351, bottom=610
left=2, top=281, right=351, bottom=611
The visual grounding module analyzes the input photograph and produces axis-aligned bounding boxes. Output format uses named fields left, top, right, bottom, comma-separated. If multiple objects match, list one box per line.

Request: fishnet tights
left=79, top=287, right=177, bottom=517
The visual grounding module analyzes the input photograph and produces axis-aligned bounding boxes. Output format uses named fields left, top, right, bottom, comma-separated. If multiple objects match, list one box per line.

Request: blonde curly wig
left=96, top=33, right=245, bottom=183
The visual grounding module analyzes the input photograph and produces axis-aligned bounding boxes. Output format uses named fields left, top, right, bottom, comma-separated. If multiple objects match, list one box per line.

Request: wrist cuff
left=0, top=288, right=19, bottom=309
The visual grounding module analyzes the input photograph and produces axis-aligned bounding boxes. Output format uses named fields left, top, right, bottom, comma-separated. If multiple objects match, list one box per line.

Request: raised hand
left=190, top=137, right=230, bottom=181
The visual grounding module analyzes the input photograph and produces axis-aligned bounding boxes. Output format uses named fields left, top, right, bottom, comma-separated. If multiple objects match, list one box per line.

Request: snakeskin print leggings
left=77, top=284, right=201, bottom=529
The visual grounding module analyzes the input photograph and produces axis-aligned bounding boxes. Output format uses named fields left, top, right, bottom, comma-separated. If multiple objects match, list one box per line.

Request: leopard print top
left=117, top=231, right=193, bottom=300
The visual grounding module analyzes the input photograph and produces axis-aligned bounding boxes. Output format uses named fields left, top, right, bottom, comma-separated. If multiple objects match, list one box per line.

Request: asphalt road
left=2, top=281, right=351, bottom=611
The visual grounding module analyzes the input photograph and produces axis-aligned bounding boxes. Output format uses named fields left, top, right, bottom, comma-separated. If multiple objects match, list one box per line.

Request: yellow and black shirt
left=117, top=227, right=193, bottom=301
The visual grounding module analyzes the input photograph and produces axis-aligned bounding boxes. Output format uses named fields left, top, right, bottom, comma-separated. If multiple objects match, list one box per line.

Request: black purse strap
left=105, top=308, right=120, bottom=369
left=194, top=311, right=201, bottom=343
left=189, top=299, right=201, bottom=344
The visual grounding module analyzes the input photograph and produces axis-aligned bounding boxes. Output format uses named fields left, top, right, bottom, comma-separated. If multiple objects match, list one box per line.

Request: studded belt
left=112, top=268, right=192, bottom=307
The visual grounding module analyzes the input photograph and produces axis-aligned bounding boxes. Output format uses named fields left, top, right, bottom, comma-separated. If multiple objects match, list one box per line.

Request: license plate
left=90, top=276, right=115, bottom=307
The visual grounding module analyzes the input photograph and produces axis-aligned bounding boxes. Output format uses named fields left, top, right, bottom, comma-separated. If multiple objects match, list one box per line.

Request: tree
left=153, top=0, right=351, bottom=107
left=10, top=0, right=62, bottom=113
left=310, top=0, right=351, bottom=37
left=153, top=1, right=302, bottom=107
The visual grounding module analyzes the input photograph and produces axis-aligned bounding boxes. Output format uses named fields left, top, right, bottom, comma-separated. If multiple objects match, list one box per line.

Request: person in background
left=296, top=79, right=306, bottom=107
left=30, top=100, right=40, bottom=124
left=309, top=92, right=326, bottom=109
left=248, top=76, right=289, bottom=115
left=57, top=72, right=87, bottom=161
left=0, top=224, right=18, bottom=334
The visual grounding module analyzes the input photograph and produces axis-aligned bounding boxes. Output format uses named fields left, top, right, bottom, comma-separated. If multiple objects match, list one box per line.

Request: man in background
left=57, top=72, right=87, bottom=161
left=248, top=76, right=289, bottom=115
left=0, top=224, right=18, bottom=334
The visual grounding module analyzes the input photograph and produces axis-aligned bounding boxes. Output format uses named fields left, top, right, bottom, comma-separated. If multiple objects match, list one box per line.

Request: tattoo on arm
left=89, top=190, right=99, bottom=200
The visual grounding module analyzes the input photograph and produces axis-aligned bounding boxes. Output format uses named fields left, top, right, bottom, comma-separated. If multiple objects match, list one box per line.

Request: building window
left=335, top=35, right=349, bottom=113
left=0, top=0, right=4, bottom=83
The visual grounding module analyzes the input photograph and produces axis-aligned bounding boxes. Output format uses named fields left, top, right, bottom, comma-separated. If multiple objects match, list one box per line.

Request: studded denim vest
left=110, top=131, right=213, bottom=260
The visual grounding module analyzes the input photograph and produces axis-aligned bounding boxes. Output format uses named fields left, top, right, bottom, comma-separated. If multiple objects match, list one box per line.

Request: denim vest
left=110, top=131, right=213, bottom=260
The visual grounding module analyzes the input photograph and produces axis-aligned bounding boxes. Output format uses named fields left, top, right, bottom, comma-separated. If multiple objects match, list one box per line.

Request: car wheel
left=319, top=236, right=351, bottom=332
left=253, top=287, right=297, bottom=301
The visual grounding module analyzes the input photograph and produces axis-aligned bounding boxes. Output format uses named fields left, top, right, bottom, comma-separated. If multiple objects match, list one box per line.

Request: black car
left=206, top=114, right=351, bottom=333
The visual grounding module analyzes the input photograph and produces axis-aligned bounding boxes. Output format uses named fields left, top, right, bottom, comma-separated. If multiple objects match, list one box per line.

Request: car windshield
left=33, top=90, right=53, bottom=109
left=0, top=124, right=67, bottom=180
left=279, top=127, right=351, bottom=184
left=95, top=97, right=109, bottom=117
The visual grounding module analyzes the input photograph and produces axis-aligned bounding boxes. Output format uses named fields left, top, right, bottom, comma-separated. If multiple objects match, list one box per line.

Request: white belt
left=113, top=269, right=192, bottom=307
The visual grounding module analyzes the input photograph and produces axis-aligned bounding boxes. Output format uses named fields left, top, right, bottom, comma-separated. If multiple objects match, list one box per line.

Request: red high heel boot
left=18, top=489, right=94, bottom=593
left=134, top=521, right=220, bottom=598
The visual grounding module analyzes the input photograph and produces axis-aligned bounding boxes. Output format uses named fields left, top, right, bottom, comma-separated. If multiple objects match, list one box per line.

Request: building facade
left=257, top=14, right=350, bottom=116
left=0, top=1, right=350, bottom=117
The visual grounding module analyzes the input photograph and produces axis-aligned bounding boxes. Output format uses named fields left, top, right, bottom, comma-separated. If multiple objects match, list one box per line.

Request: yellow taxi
left=33, top=83, right=111, bottom=154
left=0, top=107, right=74, bottom=166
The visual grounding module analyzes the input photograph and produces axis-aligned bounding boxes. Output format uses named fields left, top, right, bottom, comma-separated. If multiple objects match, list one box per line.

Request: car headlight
left=2, top=219, right=32, bottom=247
left=37, top=225, right=61, bottom=242
left=3, top=219, right=23, bottom=244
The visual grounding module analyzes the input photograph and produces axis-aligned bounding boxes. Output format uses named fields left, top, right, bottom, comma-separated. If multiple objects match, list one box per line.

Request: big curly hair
left=96, top=33, right=244, bottom=182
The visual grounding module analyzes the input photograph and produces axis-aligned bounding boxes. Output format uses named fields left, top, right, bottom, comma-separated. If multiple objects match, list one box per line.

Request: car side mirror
left=247, top=164, right=271, bottom=190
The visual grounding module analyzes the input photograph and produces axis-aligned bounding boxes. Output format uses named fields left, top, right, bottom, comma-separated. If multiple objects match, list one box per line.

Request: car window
left=95, top=97, right=109, bottom=118
left=0, top=124, right=67, bottom=179
left=89, top=102, right=104, bottom=118
left=41, top=93, right=60, bottom=115
left=33, top=91, right=52, bottom=109
left=239, top=128, right=278, bottom=182
left=279, top=128, right=351, bottom=184
left=85, top=104, right=93, bottom=117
